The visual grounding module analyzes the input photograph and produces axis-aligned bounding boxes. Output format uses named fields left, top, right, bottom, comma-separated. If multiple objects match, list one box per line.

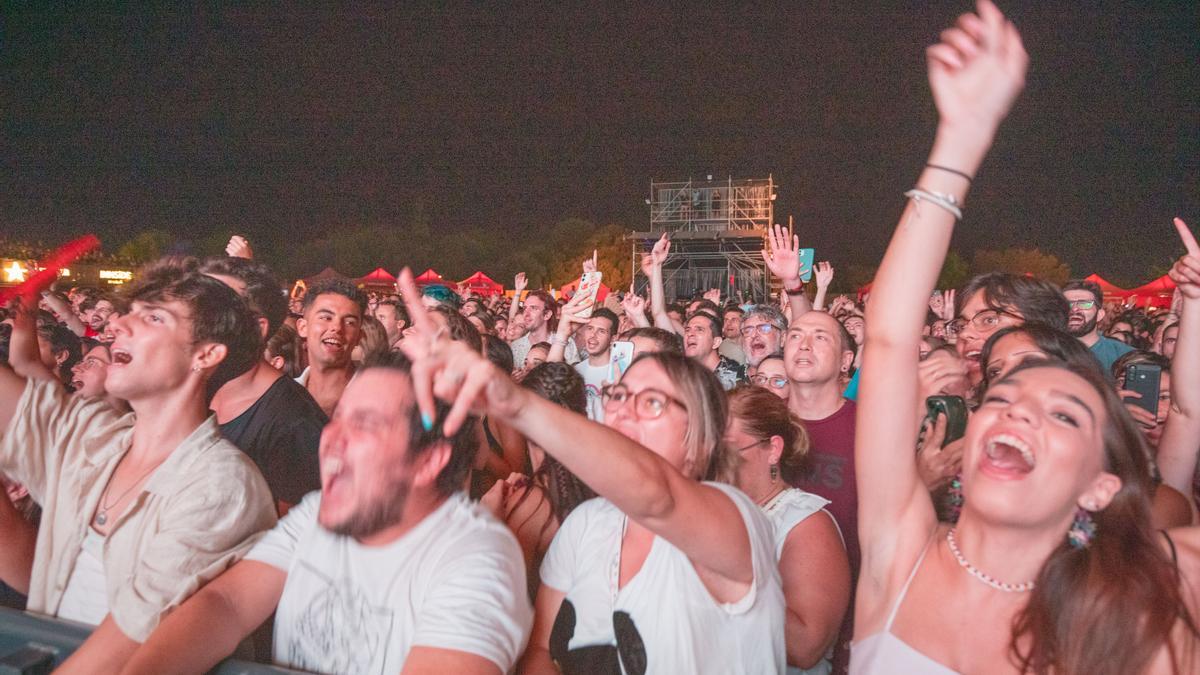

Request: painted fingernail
left=421, top=412, right=434, bottom=432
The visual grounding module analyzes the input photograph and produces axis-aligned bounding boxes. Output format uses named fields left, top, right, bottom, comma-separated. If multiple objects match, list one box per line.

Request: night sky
left=2, top=2, right=1197, bottom=284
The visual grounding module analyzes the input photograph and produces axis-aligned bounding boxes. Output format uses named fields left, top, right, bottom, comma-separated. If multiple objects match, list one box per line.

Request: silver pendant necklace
left=95, top=461, right=159, bottom=526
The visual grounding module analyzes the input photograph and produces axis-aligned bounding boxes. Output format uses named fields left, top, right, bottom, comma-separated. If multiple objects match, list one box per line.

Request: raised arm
left=1155, top=218, right=1200, bottom=495
left=398, top=269, right=753, bottom=584
left=508, top=272, right=528, bottom=330
left=40, top=291, right=86, bottom=337
left=621, top=286, right=651, bottom=328
left=856, top=0, right=1027, bottom=574
left=6, top=299, right=59, bottom=384
left=547, top=293, right=589, bottom=363
left=812, top=262, right=835, bottom=312
left=644, top=234, right=681, bottom=334
left=762, top=224, right=813, bottom=319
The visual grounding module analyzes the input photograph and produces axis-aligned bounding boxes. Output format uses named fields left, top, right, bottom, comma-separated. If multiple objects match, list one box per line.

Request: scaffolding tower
left=629, top=176, right=774, bottom=303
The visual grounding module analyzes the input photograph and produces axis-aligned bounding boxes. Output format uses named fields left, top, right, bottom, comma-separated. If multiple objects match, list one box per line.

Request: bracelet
left=784, top=285, right=807, bottom=296
left=549, top=334, right=567, bottom=346
left=926, top=164, right=973, bottom=183
left=905, top=188, right=963, bottom=221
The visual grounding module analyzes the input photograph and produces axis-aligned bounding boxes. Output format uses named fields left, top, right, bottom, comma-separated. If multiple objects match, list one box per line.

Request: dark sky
left=2, top=2, right=1197, bottom=283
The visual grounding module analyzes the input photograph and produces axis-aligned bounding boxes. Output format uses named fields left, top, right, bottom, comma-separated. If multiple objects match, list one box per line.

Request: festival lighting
left=3, top=261, right=27, bottom=283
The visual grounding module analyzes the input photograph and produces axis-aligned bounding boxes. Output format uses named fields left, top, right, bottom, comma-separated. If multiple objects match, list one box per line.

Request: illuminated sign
left=99, top=269, right=133, bottom=282
left=2, top=261, right=27, bottom=283
left=59, top=268, right=71, bottom=277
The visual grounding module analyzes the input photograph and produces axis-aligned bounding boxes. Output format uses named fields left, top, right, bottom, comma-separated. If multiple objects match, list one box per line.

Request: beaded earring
left=769, top=463, right=779, bottom=481
left=1068, top=507, right=1097, bottom=549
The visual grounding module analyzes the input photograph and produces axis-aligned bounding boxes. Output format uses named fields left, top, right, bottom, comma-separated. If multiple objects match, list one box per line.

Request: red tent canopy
left=357, top=267, right=397, bottom=289
left=413, top=268, right=446, bottom=287
left=459, top=271, right=503, bottom=297
left=1125, top=274, right=1176, bottom=309
left=560, top=277, right=611, bottom=303
left=1082, top=273, right=1129, bottom=296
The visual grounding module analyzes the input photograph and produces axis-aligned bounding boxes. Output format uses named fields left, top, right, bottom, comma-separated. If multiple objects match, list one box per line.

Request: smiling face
left=105, top=300, right=202, bottom=402
left=317, top=369, right=419, bottom=540
left=963, top=365, right=1118, bottom=526
left=955, top=290, right=1025, bottom=386
left=783, top=311, right=852, bottom=386
left=298, top=292, right=363, bottom=370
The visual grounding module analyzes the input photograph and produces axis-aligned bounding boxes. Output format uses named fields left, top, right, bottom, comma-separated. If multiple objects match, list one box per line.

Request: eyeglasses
left=740, top=323, right=779, bottom=337
left=750, top=374, right=788, bottom=389
left=732, top=438, right=769, bottom=454
left=600, top=384, right=687, bottom=419
left=947, top=308, right=1022, bottom=336
left=1068, top=299, right=1096, bottom=310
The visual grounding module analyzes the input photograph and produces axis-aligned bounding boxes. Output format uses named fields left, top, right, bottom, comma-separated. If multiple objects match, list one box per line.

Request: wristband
left=549, top=334, right=567, bottom=346
left=784, top=285, right=806, bottom=296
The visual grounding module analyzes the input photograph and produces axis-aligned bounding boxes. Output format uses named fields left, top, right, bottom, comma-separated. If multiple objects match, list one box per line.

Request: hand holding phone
left=1123, top=364, right=1162, bottom=416
left=575, top=271, right=603, bottom=320
left=609, top=341, right=634, bottom=383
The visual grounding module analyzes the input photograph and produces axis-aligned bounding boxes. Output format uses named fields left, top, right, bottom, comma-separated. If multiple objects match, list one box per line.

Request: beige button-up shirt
left=0, top=379, right=277, bottom=641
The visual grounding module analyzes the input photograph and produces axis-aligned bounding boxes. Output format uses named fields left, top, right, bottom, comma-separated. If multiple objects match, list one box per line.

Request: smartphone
left=575, top=271, right=603, bottom=319
left=609, top=341, right=634, bottom=382
left=1124, top=364, right=1162, bottom=416
left=925, top=395, right=968, bottom=447
left=798, top=248, right=815, bottom=283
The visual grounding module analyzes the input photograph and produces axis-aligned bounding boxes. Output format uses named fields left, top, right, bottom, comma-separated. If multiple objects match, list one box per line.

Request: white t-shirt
left=574, top=358, right=610, bottom=422
left=762, top=488, right=840, bottom=675
left=247, top=491, right=532, bottom=674
left=58, top=528, right=108, bottom=626
left=540, top=482, right=785, bottom=674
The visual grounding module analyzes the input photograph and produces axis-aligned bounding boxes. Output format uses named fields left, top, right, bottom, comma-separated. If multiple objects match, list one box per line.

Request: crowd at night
left=1, top=1, right=1199, bottom=674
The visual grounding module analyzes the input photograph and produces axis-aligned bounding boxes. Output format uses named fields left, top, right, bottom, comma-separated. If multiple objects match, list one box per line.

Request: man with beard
left=121, top=352, right=531, bottom=675
left=1063, top=279, right=1133, bottom=371
left=739, top=305, right=787, bottom=376
left=295, top=279, right=366, bottom=416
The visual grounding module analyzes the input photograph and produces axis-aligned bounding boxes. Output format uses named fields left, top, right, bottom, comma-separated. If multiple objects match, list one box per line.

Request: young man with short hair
left=1063, top=278, right=1134, bottom=371
left=121, top=352, right=531, bottom=675
left=572, top=308, right=618, bottom=420
left=719, top=304, right=747, bottom=364
left=684, top=311, right=744, bottom=390
left=510, top=290, right=576, bottom=368
left=295, top=278, right=367, bottom=416
left=203, top=257, right=328, bottom=514
left=374, top=299, right=409, bottom=349
left=0, top=262, right=276, bottom=673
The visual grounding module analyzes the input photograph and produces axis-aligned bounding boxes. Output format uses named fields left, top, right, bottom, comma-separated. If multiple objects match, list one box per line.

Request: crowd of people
left=0, top=2, right=1197, bottom=673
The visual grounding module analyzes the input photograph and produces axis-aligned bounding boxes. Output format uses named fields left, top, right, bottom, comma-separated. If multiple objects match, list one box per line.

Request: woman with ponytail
left=852, top=2, right=1199, bottom=673
left=724, top=386, right=850, bottom=674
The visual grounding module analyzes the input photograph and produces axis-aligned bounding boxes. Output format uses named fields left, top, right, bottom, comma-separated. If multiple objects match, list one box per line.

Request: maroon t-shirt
left=790, top=398, right=858, bottom=673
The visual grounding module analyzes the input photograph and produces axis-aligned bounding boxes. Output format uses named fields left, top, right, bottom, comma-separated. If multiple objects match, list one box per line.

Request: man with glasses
left=739, top=305, right=787, bottom=375
left=951, top=272, right=1069, bottom=387
left=1063, top=279, right=1133, bottom=371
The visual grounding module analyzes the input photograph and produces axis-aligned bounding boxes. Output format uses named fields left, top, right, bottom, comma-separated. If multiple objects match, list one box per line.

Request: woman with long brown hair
left=723, top=386, right=850, bottom=674
left=852, top=2, right=1199, bottom=673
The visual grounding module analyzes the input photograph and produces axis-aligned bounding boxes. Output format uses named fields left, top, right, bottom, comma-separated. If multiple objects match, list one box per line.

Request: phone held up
left=924, top=395, right=968, bottom=448
left=1123, top=364, right=1162, bottom=417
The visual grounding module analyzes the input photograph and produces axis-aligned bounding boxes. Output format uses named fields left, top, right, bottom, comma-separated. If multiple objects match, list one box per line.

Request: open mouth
left=321, top=337, right=345, bottom=351
left=982, top=433, right=1036, bottom=474
left=71, top=379, right=84, bottom=389
left=111, top=348, right=132, bottom=365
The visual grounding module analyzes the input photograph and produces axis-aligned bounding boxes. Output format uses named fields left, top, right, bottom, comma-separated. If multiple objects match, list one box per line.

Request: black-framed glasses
left=600, top=384, right=687, bottom=419
left=947, top=308, right=1022, bottom=336
left=732, top=438, right=769, bottom=454
left=750, top=374, right=788, bottom=390
left=740, top=323, right=779, bottom=337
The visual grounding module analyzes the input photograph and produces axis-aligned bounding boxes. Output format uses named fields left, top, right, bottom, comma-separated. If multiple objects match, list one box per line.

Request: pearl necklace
left=945, top=528, right=1036, bottom=593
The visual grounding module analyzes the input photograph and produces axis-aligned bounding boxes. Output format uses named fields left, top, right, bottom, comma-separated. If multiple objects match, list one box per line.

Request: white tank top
left=58, top=528, right=109, bottom=626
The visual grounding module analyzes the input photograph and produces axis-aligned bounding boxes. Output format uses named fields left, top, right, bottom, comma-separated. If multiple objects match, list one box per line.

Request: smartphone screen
left=609, top=341, right=634, bottom=382
left=575, top=271, right=603, bottom=319
left=1124, top=364, right=1162, bottom=416
left=798, top=248, right=815, bottom=283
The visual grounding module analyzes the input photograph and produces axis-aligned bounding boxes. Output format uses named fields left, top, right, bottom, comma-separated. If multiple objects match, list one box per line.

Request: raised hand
left=395, top=267, right=524, bottom=434
left=225, top=235, right=253, bottom=259
left=1168, top=217, right=1200, bottom=300
left=941, top=289, right=956, bottom=321
left=703, top=288, right=721, bottom=305
left=514, top=272, right=528, bottom=293
left=621, top=288, right=647, bottom=318
left=927, top=0, right=1028, bottom=134
left=761, top=223, right=802, bottom=286
left=583, top=250, right=598, bottom=275
left=815, top=262, right=834, bottom=289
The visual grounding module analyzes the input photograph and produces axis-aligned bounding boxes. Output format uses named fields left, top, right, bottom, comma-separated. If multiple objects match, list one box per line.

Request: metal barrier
left=0, top=607, right=300, bottom=674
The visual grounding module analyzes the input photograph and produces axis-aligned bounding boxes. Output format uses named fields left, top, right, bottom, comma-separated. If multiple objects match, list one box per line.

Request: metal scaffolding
left=629, top=176, right=774, bottom=303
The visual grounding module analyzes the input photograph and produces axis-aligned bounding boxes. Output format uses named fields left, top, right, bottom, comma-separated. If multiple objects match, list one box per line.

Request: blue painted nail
left=421, top=412, right=433, bottom=432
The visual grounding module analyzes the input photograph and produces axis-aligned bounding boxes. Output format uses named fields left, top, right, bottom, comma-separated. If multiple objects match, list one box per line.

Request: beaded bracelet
left=904, top=188, right=963, bottom=221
